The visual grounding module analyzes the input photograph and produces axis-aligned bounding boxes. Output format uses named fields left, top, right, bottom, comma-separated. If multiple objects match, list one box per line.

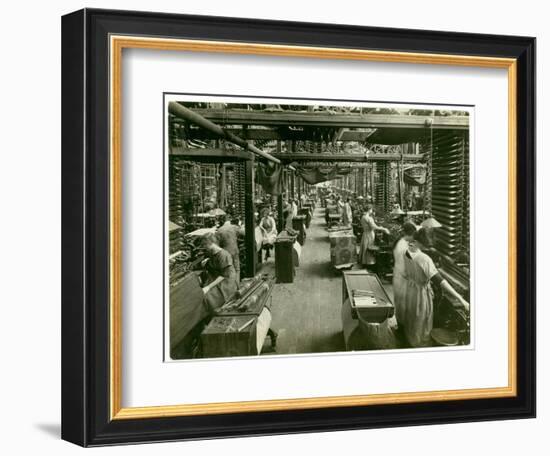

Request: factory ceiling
left=169, top=104, right=469, bottom=157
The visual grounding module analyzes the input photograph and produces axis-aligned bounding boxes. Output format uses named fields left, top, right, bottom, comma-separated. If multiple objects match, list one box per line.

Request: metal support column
left=277, top=193, right=284, bottom=232
left=243, top=158, right=256, bottom=278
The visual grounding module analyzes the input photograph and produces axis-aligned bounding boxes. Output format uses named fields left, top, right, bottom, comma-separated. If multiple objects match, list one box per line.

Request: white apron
left=392, top=238, right=409, bottom=327
left=402, top=250, right=438, bottom=347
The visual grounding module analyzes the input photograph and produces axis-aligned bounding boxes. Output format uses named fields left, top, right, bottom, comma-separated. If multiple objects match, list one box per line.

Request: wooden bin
left=275, top=234, right=296, bottom=283
left=342, top=270, right=394, bottom=323
left=329, top=231, right=357, bottom=267
left=201, top=316, right=258, bottom=358
left=292, top=215, right=307, bottom=245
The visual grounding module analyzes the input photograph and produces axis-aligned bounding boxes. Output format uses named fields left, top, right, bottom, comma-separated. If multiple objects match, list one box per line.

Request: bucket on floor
left=430, top=328, right=459, bottom=346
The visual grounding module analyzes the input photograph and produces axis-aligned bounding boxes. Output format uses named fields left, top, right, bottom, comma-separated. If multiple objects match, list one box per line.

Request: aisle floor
left=259, top=206, right=350, bottom=355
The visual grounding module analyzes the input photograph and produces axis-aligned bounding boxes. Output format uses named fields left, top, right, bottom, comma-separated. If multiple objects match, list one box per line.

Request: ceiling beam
left=168, top=102, right=280, bottom=164
left=272, top=153, right=424, bottom=162
left=177, top=126, right=376, bottom=142
left=170, top=147, right=254, bottom=162
left=182, top=108, right=469, bottom=129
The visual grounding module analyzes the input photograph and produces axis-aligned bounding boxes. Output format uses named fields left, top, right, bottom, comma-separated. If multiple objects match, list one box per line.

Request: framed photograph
left=61, top=8, right=535, bottom=446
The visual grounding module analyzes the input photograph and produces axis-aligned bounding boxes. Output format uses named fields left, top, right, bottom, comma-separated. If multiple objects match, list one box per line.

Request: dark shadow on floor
left=34, top=422, right=60, bottom=439
left=310, top=330, right=346, bottom=353
left=300, top=260, right=342, bottom=280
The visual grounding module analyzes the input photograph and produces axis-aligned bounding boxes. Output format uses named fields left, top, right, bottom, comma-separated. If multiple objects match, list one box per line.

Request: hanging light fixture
left=421, top=215, right=442, bottom=229
left=390, top=206, right=405, bottom=216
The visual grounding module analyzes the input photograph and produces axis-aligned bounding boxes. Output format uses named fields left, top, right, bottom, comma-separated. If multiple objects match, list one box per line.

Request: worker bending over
left=200, top=233, right=239, bottom=313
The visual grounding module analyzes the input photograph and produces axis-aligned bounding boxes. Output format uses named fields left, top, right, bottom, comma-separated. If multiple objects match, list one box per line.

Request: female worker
left=403, top=228, right=469, bottom=347
left=336, top=196, right=345, bottom=222
left=283, top=199, right=294, bottom=231
left=291, top=199, right=298, bottom=218
left=259, top=208, right=277, bottom=261
left=342, top=198, right=353, bottom=227
left=358, top=205, right=389, bottom=270
left=392, top=221, right=417, bottom=329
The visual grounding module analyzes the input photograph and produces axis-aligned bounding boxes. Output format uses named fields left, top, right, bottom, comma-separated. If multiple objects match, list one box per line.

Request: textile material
left=358, top=214, right=376, bottom=265
left=341, top=297, right=365, bottom=350
left=292, top=241, right=301, bottom=267
left=392, top=238, right=410, bottom=326
left=255, top=308, right=272, bottom=354
left=256, top=163, right=284, bottom=195
left=402, top=249, right=438, bottom=347
left=341, top=298, right=397, bottom=350
left=336, top=168, right=352, bottom=177
left=403, top=165, right=427, bottom=186
left=292, top=163, right=352, bottom=185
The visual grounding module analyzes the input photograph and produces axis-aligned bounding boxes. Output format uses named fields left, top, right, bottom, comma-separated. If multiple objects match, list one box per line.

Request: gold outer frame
left=109, top=35, right=517, bottom=420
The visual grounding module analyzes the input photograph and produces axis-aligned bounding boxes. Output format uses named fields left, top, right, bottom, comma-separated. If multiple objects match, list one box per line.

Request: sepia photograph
left=166, top=96, right=471, bottom=361
left=57, top=6, right=536, bottom=447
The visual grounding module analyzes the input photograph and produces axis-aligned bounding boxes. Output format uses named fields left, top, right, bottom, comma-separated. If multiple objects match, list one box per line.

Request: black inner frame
left=61, top=8, right=535, bottom=447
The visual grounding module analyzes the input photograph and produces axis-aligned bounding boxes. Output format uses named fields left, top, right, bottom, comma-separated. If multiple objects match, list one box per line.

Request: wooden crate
left=342, top=270, right=394, bottom=323
left=170, top=272, right=208, bottom=358
left=329, top=231, right=357, bottom=267
left=275, top=235, right=295, bottom=283
left=327, top=214, right=341, bottom=228
left=201, top=315, right=258, bottom=358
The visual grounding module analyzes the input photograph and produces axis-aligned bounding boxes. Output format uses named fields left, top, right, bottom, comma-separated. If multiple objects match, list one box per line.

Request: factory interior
left=168, top=101, right=471, bottom=360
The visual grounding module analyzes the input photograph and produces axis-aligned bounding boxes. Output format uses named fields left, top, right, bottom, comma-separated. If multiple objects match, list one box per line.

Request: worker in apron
left=358, top=205, right=389, bottom=270
left=282, top=200, right=294, bottom=231
left=291, top=199, right=298, bottom=218
left=336, top=196, right=344, bottom=222
left=259, top=208, right=277, bottom=261
left=392, top=221, right=418, bottom=329
left=342, top=198, right=353, bottom=227
left=200, top=233, right=239, bottom=314
left=216, top=215, right=244, bottom=278
left=403, top=228, right=469, bottom=347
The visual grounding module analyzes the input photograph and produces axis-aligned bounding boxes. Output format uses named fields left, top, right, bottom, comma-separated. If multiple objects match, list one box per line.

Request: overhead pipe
left=169, top=102, right=281, bottom=165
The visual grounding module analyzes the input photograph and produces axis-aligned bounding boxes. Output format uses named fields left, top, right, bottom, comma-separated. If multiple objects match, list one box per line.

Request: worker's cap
left=413, top=227, right=433, bottom=247
left=402, top=221, right=417, bottom=236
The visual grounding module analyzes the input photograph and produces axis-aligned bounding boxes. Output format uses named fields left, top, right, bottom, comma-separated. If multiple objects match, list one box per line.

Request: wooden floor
left=259, top=206, right=350, bottom=355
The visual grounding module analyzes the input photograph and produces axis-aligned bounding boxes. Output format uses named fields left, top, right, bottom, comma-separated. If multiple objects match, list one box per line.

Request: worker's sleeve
left=269, top=216, right=277, bottom=233
left=367, top=216, right=377, bottom=230
left=218, top=252, right=235, bottom=278
left=430, top=272, right=444, bottom=287
left=421, top=255, right=439, bottom=281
